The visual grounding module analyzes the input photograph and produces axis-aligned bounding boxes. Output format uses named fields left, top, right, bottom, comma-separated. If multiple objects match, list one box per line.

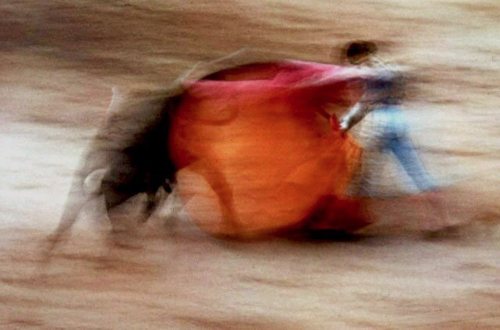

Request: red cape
left=170, top=61, right=371, bottom=237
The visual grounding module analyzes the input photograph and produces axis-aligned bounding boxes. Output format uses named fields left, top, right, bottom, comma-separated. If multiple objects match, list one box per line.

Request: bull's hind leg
left=43, top=172, right=105, bottom=261
left=45, top=191, right=89, bottom=255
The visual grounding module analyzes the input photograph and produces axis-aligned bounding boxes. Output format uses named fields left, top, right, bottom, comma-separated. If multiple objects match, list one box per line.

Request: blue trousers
left=358, top=106, right=437, bottom=197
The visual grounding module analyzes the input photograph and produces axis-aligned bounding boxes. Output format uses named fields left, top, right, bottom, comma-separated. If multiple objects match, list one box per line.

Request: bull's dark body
left=101, top=98, right=177, bottom=214
left=48, top=89, right=182, bottom=249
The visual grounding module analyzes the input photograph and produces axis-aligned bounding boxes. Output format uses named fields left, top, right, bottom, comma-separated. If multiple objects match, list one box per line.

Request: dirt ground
left=1, top=0, right=500, bottom=328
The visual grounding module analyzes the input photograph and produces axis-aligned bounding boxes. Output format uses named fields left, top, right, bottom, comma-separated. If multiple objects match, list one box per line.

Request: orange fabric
left=170, top=61, right=368, bottom=237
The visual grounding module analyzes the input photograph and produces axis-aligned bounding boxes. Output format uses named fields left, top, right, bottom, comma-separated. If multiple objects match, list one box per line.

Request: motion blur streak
left=1, top=0, right=500, bottom=328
